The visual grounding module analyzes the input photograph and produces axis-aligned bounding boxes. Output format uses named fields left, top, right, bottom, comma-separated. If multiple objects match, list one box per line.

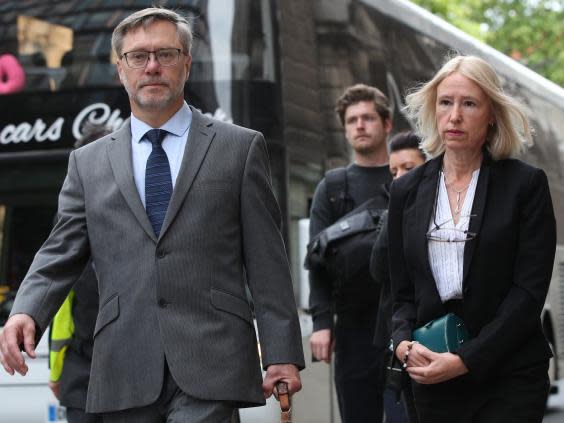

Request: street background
left=544, top=380, right=564, bottom=422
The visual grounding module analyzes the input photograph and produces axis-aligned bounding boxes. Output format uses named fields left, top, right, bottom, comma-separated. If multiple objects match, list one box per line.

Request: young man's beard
left=353, top=141, right=382, bottom=156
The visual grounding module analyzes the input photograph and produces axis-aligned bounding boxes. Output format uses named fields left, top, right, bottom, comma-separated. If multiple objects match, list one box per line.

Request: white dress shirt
left=428, top=169, right=480, bottom=302
left=130, top=102, right=192, bottom=208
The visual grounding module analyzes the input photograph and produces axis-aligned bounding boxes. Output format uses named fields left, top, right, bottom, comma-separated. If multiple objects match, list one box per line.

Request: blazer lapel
left=159, top=108, right=216, bottom=239
left=107, top=119, right=157, bottom=243
left=462, top=153, right=491, bottom=284
left=414, top=157, right=443, bottom=290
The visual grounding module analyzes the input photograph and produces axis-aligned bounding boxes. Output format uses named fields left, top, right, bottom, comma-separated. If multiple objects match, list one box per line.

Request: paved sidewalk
left=544, top=380, right=564, bottom=422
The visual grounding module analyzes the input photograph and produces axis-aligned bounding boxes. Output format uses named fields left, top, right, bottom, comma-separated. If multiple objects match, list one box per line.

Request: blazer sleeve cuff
left=312, top=313, right=333, bottom=332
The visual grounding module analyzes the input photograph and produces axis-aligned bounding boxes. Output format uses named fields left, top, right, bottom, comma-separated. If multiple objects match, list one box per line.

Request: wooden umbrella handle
left=276, top=381, right=291, bottom=422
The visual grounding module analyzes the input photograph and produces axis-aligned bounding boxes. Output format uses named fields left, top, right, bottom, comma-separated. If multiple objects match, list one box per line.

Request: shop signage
left=0, top=102, right=231, bottom=147
left=0, top=102, right=124, bottom=146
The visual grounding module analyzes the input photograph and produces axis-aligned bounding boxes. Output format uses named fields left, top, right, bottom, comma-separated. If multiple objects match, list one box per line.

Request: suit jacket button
left=157, top=249, right=166, bottom=258
left=158, top=298, right=168, bottom=308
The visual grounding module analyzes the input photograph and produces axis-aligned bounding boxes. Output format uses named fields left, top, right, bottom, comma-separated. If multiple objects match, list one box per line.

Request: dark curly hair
left=335, top=84, right=392, bottom=125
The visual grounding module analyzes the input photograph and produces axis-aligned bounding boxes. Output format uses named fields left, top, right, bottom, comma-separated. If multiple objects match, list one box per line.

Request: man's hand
left=310, top=329, right=333, bottom=363
left=48, top=381, right=61, bottom=399
left=0, top=313, right=37, bottom=376
left=405, top=343, right=469, bottom=384
left=262, top=363, right=302, bottom=399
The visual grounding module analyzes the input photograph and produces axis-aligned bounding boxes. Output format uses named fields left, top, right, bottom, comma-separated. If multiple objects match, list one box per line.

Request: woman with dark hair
left=388, top=131, right=426, bottom=179
left=388, top=55, right=556, bottom=423
left=371, top=130, right=425, bottom=423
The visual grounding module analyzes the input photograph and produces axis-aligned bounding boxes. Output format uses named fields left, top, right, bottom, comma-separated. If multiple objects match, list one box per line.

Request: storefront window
left=0, top=204, right=57, bottom=326
left=0, top=1, right=284, bottom=313
left=0, top=0, right=280, bottom=148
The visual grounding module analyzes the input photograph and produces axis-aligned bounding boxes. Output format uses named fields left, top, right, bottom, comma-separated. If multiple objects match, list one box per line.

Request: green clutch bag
left=412, top=313, right=470, bottom=353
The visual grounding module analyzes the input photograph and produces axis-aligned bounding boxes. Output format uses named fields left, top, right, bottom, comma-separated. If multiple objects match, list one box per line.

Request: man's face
left=116, top=20, right=192, bottom=115
left=343, top=101, right=391, bottom=157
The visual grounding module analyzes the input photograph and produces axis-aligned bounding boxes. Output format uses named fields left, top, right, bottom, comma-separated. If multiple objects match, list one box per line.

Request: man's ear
left=384, top=118, right=393, bottom=134
left=116, top=60, right=125, bottom=84
left=184, top=54, right=192, bottom=82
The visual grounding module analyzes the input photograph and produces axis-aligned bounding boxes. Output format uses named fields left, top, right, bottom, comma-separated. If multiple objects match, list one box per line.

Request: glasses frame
left=425, top=172, right=477, bottom=243
left=121, top=48, right=185, bottom=69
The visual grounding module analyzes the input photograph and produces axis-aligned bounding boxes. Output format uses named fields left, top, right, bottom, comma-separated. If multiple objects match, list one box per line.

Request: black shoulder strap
left=325, top=167, right=353, bottom=222
left=382, top=180, right=391, bottom=202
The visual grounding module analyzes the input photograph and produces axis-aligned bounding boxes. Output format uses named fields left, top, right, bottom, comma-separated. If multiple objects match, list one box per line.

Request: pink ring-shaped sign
left=0, top=54, right=26, bottom=95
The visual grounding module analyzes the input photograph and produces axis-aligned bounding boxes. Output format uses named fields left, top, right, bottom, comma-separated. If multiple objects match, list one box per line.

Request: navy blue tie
left=145, top=129, right=172, bottom=237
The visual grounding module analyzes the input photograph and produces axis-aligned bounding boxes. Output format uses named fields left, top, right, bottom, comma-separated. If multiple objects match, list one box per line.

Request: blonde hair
left=404, top=55, right=532, bottom=159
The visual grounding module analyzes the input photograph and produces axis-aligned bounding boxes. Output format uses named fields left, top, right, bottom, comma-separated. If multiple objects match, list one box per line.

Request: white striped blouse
left=427, top=169, right=480, bottom=302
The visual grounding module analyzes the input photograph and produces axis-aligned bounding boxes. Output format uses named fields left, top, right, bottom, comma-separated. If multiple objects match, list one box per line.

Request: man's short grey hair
left=112, top=7, right=193, bottom=57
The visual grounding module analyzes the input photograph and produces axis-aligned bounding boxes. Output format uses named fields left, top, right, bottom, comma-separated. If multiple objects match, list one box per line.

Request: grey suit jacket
left=11, top=108, right=305, bottom=413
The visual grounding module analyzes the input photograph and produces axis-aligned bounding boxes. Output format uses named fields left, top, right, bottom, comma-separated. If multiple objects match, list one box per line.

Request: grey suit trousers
left=102, top=365, right=236, bottom=423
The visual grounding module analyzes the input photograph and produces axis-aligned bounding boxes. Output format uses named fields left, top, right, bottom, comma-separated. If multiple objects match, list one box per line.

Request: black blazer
left=388, top=153, right=556, bottom=383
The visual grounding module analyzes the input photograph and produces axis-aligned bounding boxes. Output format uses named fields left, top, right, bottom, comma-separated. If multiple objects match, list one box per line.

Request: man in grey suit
left=0, top=7, right=304, bottom=422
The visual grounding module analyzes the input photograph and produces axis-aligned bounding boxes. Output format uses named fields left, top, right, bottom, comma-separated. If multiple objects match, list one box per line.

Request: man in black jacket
left=308, top=84, right=392, bottom=423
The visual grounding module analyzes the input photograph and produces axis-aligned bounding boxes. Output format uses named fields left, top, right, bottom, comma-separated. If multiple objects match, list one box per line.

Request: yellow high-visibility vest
left=49, top=290, right=75, bottom=382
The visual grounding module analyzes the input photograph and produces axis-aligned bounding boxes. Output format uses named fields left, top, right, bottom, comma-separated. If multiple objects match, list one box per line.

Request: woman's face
left=389, top=148, right=425, bottom=179
left=435, top=72, right=493, bottom=154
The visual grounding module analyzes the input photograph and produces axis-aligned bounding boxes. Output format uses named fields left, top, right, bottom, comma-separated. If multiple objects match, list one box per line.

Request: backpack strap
left=381, top=180, right=391, bottom=202
left=325, top=167, right=353, bottom=222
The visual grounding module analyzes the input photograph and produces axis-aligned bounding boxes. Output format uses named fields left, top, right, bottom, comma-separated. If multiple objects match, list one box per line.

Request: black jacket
left=369, top=214, right=392, bottom=351
left=308, top=164, right=391, bottom=331
left=388, top=153, right=556, bottom=383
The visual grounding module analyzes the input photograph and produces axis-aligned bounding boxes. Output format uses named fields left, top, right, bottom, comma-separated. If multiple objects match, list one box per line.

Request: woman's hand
left=405, top=344, right=469, bottom=384
left=395, top=340, right=431, bottom=368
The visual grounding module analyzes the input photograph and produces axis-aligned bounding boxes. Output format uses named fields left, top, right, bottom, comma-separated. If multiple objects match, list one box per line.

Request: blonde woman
left=388, top=55, right=556, bottom=422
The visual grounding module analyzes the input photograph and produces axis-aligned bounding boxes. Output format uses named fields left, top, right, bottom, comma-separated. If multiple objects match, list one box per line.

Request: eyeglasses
left=426, top=215, right=477, bottom=243
left=425, top=172, right=477, bottom=243
left=121, top=48, right=185, bottom=68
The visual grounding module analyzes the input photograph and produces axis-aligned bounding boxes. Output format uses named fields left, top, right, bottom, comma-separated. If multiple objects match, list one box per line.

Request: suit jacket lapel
left=108, top=119, right=157, bottom=243
left=415, top=157, right=443, bottom=291
left=462, top=153, right=491, bottom=284
left=159, top=108, right=215, bottom=239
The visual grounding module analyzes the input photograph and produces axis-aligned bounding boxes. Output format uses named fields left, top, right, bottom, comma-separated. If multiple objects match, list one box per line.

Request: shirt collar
left=130, top=101, right=192, bottom=143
